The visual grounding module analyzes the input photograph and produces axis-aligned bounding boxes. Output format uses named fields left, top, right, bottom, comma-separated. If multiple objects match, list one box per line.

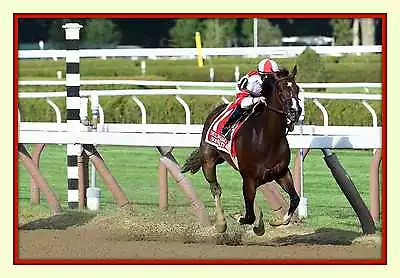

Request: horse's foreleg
left=276, top=169, right=300, bottom=225
left=239, top=177, right=257, bottom=225
left=202, top=158, right=227, bottom=233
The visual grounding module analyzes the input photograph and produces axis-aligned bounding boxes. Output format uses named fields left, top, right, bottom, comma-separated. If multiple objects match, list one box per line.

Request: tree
left=169, top=19, right=201, bottom=47
left=220, top=19, right=238, bottom=47
left=330, top=19, right=352, bottom=45
left=296, top=47, right=327, bottom=83
left=201, top=19, right=238, bottom=47
left=83, top=19, right=121, bottom=48
left=241, top=18, right=282, bottom=46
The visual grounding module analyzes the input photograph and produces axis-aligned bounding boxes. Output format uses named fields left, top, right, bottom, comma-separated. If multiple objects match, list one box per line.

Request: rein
left=266, top=104, right=287, bottom=116
left=264, top=75, right=295, bottom=116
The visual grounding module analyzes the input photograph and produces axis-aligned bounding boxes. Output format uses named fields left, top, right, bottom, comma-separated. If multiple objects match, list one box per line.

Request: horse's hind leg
left=201, top=147, right=227, bottom=233
left=275, top=169, right=300, bottom=225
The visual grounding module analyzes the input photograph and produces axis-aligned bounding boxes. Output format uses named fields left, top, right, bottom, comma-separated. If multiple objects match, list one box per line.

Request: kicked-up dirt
left=17, top=208, right=382, bottom=261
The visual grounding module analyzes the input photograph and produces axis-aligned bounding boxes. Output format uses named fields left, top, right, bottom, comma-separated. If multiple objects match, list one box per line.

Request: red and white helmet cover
left=257, top=58, right=280, bottom=74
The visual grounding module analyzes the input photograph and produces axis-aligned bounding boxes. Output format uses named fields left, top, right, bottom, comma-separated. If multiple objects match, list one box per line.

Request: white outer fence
left=18, top=45, right=382, bottom=60
left=19, top=124, right=381, bottom=149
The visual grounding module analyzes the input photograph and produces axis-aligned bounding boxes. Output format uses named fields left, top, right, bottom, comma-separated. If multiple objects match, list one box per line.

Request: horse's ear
left=291, top=64, right=298, bottom=77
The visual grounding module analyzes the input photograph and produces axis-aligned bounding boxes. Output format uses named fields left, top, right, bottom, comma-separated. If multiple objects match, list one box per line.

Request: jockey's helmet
left=257, top=58, right=280, bottom=80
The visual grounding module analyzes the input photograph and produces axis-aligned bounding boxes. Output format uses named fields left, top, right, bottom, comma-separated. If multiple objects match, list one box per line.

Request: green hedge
left=19, top=96, right=382, bottom=126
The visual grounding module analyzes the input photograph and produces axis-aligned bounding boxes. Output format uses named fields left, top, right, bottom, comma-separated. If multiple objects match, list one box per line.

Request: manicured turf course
left=18, top=145, right=382, bottom=233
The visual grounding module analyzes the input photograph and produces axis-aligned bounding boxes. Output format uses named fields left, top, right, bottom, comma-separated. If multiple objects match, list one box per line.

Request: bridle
left=265, top=75, right=299, bottom=116
left=263, top=75, right=301, bottom=134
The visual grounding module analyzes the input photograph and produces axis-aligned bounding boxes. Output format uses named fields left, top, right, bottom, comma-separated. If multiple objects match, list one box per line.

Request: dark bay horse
left=182, top=66, right=302, bottom=234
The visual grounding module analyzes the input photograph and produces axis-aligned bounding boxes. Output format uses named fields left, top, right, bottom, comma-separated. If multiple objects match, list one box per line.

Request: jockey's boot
left=221, top=106, right=243, bottom=140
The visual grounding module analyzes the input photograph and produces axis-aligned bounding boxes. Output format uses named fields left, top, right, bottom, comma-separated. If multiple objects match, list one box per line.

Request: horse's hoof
left=282, top=218, right=291, bottom=225
left=239, top=216, right=255, bottom=225
left=253, top=221, right=265, bottom=236
left=282, top=213, right=292, bottom=225
left=269, top=216, right=291, bottom=226
left=215, top=222, right=227, bottom=233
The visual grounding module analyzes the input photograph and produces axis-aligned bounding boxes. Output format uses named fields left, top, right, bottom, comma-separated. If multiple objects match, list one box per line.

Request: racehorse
left=181, top=65, right=302, bottom=235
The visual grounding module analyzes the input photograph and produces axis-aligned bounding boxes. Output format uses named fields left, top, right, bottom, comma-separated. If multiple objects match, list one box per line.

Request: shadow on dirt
left=267, top=227, right=362, bottom=246
left=19, top=211, right=96, bottom=230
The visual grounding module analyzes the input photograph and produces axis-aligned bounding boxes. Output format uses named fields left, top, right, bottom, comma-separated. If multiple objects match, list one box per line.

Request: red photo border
left=13, top=13, right=387, bottom=265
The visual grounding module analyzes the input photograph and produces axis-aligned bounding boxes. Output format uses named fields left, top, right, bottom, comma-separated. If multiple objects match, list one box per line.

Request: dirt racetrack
left=18, top=210, right=382, bottom=261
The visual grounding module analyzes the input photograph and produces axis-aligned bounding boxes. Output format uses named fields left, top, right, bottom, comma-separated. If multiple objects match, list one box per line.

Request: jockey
left=221, top=58, right=281, bottom=139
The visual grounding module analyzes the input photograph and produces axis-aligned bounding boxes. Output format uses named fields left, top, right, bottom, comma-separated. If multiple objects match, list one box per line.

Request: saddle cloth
left=205, top=102, right=252, bottom=168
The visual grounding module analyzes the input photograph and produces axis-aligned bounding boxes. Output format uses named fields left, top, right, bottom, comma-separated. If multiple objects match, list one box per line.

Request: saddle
left=205, top=103, right=260, bottom=168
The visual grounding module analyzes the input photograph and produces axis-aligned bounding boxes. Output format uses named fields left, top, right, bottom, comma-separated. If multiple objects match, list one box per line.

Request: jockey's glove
left=252, top=96, right=266, bottom=105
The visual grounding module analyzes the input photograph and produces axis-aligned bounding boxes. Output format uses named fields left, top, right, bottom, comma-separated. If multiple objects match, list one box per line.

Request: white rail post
left=141, top=60, right=146, bottom=75
left=80, top=97, right=89, bottom=126
left=361, top=99, right=378, bottom=153
left=209, top=67, right=215, bottom=82
left=298, top=88, right=308, bottom=219
left=87, top=94, right=101, bottom=210
left=18, top=107, right=21, bottom=123
left=362, top=88, right=378, bottom=129
left=132, top=96, right=147, bottom=124
left=313, top=99, right=329, bottom=127
left=91, top=95, right=99, bottom=130
left=175, top=95, right=191, bottom=126
left=98, top=104, right=105, bottom=124
left=234, top=65, right=240, bottom=82
left=45, top=98, right=62, bottom=124
left=361, top=88, right=380, bottom=222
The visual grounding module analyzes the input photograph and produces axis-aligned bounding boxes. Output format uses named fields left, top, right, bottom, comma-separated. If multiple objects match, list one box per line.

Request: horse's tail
left=181, top=148, right=202, bottom=174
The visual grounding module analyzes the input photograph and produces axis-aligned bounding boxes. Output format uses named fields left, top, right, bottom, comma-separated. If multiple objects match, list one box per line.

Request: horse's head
left=263, top=65, right=302, bottom=132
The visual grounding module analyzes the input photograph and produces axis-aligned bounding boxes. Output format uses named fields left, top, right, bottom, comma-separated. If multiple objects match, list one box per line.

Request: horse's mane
left=261, top=67, right=291, bottom=98
left=276, top=67, right=290, bottom=78
left=261, top=78, right=275, bottom=98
